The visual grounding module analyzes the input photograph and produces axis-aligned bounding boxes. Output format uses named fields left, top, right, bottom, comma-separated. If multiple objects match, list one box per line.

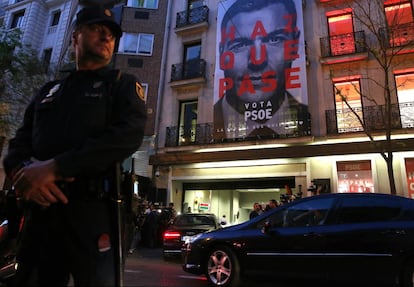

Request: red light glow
left=163, top=231, right=181, bottom=239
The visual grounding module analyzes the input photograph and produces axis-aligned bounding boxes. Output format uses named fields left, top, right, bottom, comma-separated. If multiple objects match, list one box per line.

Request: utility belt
left=57, top=176, right=116, bottom=200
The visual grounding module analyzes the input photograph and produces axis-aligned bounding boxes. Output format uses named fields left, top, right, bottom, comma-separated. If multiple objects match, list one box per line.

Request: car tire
left=205, top=245, right=240, bottom=287
left=402, top=260, right=414, bottom=287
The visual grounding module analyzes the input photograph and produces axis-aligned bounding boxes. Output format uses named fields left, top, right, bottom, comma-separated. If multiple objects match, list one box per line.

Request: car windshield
left=174, top=215, right=215, bottom=226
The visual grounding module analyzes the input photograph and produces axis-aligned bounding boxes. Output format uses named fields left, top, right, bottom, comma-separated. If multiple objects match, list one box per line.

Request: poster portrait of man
left=214, top=0, right=311, bottom=140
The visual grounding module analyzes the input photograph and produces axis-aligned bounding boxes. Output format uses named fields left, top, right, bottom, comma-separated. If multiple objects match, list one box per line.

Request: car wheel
left=206, top=245, right=240, bottom=287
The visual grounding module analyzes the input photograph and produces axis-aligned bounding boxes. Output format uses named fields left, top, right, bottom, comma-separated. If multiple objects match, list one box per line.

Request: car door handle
left=381, top=229, right=406, bottom=235
left=303, top=232, right=323, bottom=238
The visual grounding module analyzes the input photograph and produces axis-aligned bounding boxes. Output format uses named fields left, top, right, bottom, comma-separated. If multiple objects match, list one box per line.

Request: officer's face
left=221, top=3, right=299, bottom=104
left=73, top=23, right=116, bottom=69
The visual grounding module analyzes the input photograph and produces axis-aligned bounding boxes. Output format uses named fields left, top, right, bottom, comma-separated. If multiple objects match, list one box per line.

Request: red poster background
left=405, top=158, right=414, bottom=199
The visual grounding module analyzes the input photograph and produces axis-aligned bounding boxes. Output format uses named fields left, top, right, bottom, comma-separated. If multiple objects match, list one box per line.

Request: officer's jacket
left=4, top=67, right=147, bottom=179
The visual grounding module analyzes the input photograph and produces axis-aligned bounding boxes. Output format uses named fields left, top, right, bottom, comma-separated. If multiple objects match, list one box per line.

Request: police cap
left=75, top=5, right=122, bottom=38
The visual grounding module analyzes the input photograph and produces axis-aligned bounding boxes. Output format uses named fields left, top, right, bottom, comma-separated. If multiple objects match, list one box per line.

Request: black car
left=182, top=193, right=414, bottom=287
left=163, top=213, right=221, bottom=259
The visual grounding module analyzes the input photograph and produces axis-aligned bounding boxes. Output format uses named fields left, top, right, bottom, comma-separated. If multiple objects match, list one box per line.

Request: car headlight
left=185, top=233, right=203, bottom=244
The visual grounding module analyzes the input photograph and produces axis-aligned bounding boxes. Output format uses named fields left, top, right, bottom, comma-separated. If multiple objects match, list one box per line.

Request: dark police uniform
left=3, top=66, right=147, bottom=286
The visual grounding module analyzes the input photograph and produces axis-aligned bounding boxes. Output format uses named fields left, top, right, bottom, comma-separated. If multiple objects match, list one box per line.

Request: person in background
left=249, top=202, right=261, bottom=219
left=220, top=214, right=228, bottom=226
left=2, top=5, right=146, bottom=286
left=268, top=199, right=278, bottom=210
left=141, top=204, right=159, bottom=248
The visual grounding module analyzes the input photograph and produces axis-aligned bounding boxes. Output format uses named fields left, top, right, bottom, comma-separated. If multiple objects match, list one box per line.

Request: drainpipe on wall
left=152, top=0, right=173, bottom=162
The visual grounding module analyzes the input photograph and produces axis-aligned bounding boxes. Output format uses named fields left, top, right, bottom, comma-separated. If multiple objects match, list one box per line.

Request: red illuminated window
left=333, top=79, right=364, bottom=133
left=328, top=12, right=355, bottom=56
left=384, top=0, right=414, bottom=46
left=395, top=72, right=414, bottom=128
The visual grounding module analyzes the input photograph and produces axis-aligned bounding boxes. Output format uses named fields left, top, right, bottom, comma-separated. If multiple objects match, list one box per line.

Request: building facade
left=150, top=0, right=414, bottom=223
left=1, top=0, right=77, bottom=70
left=114, top=0, right=170, bottom=184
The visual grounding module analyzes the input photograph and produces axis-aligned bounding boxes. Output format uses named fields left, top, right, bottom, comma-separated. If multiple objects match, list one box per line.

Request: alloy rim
left=207, top=250, right=232, bottom=286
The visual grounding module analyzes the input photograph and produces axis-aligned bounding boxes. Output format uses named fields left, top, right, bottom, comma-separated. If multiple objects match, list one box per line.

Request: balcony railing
left=379, top=22, right=414, bottom=48
left=170, top=59, right=206, bottom=82
left=176, top=5, right=209, bottom=28
left=325, top=103, right=404, bottom=134
left=165, top=123, right=213, bottom=147
left=320, top=31, right=367, bottom=57
left=165, top=117, right=311, bottom=147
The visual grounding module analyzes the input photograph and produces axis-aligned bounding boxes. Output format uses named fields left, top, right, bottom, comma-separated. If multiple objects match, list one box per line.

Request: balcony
left=175, top=5, right=209, bottom=36
left=165, top=117, right=311, bottom=147
left=170, top=59, right=206, bottom=88
left=165, top=123, right=213, bottom=147
left=325, top=103, right=404, bottom=134
left=320, top=31, right=368, bottom=64
left=379, top=22, right=414, bottom=49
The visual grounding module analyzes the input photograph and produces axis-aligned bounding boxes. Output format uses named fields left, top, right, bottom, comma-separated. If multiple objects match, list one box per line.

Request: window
left=119, top=33, right=154, bottom=55
left=384, top=1, right=414, bottom=46
left=334, top=79, right=364, bottom=133
left=327, top=12, right=355, bottom=56
left=183, top=43, right=201, bottom=78
left=50, top=10, right=60, bottom=26
left=189, top=0, right=204, bottom=9
left=257, top=198, right=335, bottom=228
left=10, top=10, right=25, bottom=29
left=337, top=160, right=374, bottom=193
left=178, top=101, right=198, bottom=145
left=127, top=0, right=158, bottom=9
left=336, top=196, right=401, bottom=224
left=385, top=0, right=413, bottom=27
left=42, top=48, right=52, bottom=72
left=395, top=73, right=414, bottom=128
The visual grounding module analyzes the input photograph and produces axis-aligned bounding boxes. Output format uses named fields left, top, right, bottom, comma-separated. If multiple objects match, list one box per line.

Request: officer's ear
left=72, top=28, right=81, bottom=46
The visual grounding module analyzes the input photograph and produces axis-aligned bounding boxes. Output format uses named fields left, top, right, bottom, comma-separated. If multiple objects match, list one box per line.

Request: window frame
left=50, top=10, right=61, bottom=27
left=119, top=33, right=154, bottom=56
left=327, top=11, right=355, bottom=56
left=394, top=72, right=414, bottom=128
left=10, top=10, right=25, bottom=29
left=178, top=100, right=198, bottom=145
left=127, top=0, right=159, bottom=9
left=333, top=79, right=364, bottom=133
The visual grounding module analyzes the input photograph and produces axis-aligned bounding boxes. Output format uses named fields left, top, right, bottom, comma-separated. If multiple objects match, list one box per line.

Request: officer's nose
left=99, top=27, right=115, bottom=41
left=248, top=39, right=267, bottom=71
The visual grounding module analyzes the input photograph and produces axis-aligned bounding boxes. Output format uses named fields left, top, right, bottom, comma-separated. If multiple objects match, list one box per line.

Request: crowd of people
left=128, top=202, right=176, bottom=253
left=249, top=192, right=303, bottom=220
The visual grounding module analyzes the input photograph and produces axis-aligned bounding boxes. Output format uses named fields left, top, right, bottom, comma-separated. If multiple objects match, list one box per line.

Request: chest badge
left=93, top=81, right=103, bottom=88
left=41, top=83, right=60, bottom=103
left=136, top=82, right=145, bottom=101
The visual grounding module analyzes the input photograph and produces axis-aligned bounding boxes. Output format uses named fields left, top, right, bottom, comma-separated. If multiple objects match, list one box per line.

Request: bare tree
left=0, top=28, right=53, bottom=154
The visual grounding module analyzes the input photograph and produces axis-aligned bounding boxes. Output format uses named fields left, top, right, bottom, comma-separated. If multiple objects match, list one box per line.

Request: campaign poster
left=337, top=160, right=374, bottom=193
left=214, top=0, right=309, bottom=140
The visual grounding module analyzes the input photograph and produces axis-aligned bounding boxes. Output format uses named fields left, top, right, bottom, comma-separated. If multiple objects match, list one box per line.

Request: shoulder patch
left=136, top=82, right=145, bottom=101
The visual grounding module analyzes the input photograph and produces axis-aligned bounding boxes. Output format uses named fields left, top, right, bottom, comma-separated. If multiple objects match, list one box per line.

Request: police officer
left=3, top=4, right=146, bottom=286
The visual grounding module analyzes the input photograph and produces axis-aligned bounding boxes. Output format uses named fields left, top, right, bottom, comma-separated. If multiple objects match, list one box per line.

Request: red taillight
left=163, top=231, right=181, bottom=239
